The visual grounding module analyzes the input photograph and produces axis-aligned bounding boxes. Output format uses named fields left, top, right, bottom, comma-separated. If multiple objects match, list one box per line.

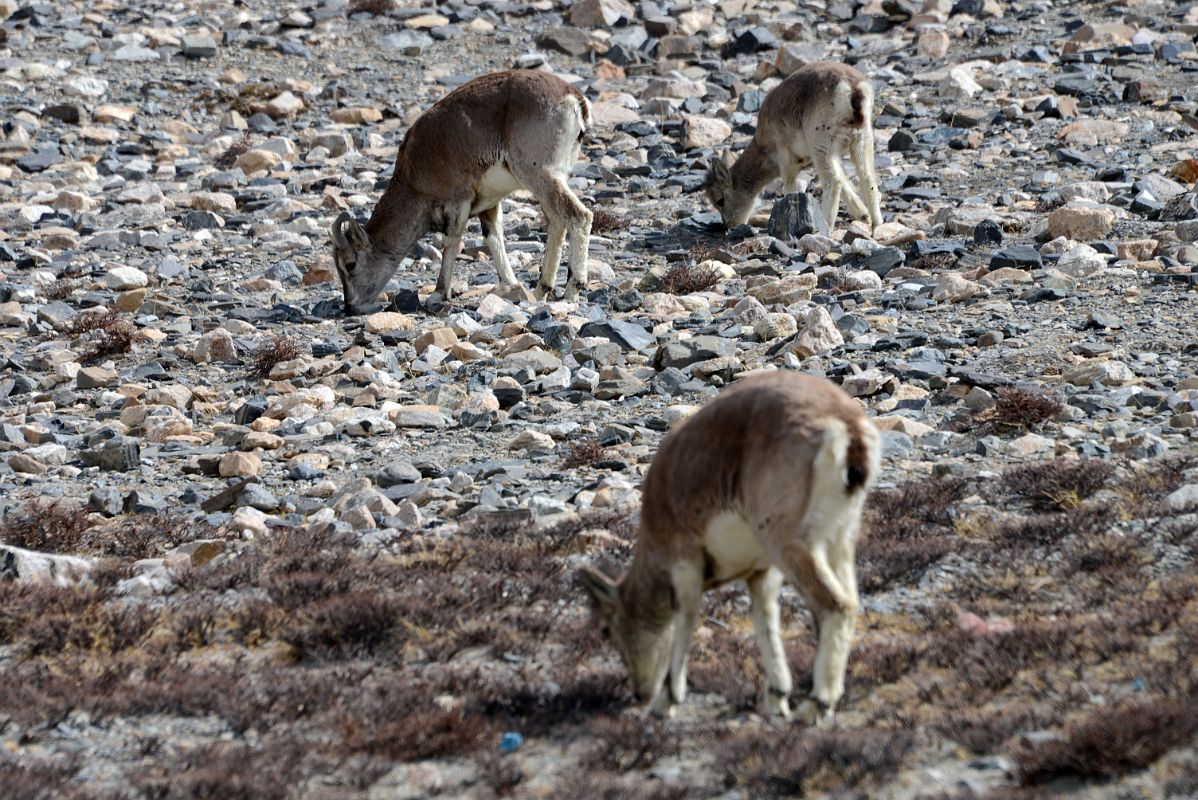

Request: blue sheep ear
left=579, top=568, right=618, bottom=606
left=344, top=219, right=371, bottom=252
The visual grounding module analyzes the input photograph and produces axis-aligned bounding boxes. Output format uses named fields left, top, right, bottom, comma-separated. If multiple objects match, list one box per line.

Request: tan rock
left=330, top=106, right=383, bottom=124
left=8, top=454, right=47, bottom=474
left=94, top=105, right=137, bottom=123
left=414, top=327, right=459, bottom=355
left=265, top=91, right=305, bottom=118
left=234, top=149, right=281, bottom=174
left=569, top=0, right=635, bottom=26
left=1116, top=239, right=1157, bottom=261
left=917, top=28, right=950, bottom=58
left=219, top=451, right=261, bottom=478
left=77, top=366, right=118, bottom=389
left=1048, top=206, right=1115, bottom=240
left=365, top=312, right=414, bottom=334
left=933, top=272, right=984, bottom=302
left=242, top=431, right=284, bottom=450
left=683, top=115, right=732, bottom=149
left=114, top=288, right=146, bottom=312
left=406, top=13, right=449, bottom=28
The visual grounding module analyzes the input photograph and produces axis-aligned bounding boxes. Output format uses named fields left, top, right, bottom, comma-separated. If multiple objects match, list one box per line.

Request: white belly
left=472, top=163, right=523, bottom=213
left=702, top=511, right=770, bottom=584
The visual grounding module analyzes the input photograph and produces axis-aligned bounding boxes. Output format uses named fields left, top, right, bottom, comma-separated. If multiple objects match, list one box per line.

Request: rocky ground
left=3, top=0, right=1198, bottom=797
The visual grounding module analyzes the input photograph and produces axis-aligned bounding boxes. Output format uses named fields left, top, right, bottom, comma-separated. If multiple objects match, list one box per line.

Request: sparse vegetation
left=249, top=333, right=305, bottom=378
left=348, top=0, right=395, bottom=15
left=660, top=262, right=720, bottom=295
left=590, top=209, right=629, bottom=234
left=559, top=437, right=607, bottom=468
left=65, top=308, right=136, bottom=360
left=214, top=131, right=251, bottom=168
left=978, top=388, right=1063, bottom=432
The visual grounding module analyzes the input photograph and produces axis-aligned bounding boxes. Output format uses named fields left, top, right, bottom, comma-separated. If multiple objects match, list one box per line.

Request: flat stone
left=219, top=451, right=261, bottom=477
left=77, top=366, right=118, bottom=389
left=106, top=266, right=148, bottom=290
left=1048, top=206, right=1115, bottom=240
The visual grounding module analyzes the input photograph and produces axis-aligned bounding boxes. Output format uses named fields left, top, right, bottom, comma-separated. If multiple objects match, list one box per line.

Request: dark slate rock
left=767, top=192, right=819, bottom=241
left=611, top=289, right=644, bottom=312
left=182, top=210, right=223, bottom=230
left=1086, top=310, right=1123, bottom=330
left=16, top=148, right=63, bottom=173
left=80, top=437, right=141, bottom=471
left=973, top=219, right=1003, bottom=245
left=44, top=104, right=83, bottom=124
left=862, top=247, right=905, bottom=277
left=1160, top=190, right=1198, bottom=222
left=88, top=487, right=124, bottom=517
left=652, top=335, right=736, bottom=370
left=989, top=245, right=1042, bottom=270
left=124, top=490, right=165, bottom=514
left=238, top=483, right=279, bottom=511
left=265, top=260, right=304, bottom=285
left=201, top=478, right=256, bottom=513
left=235, top=397, right=267, bottom=425
left=1022, top=287, right=1071, bottom=303
left=536, top=26, right=590, bottom=56
left=722, top=26, right=777, bottom=57
left=377, top=289, right=418, bottom=314
left=578, top=319, right=654, bottom=351
left=888, top=130, right=917, bottom=152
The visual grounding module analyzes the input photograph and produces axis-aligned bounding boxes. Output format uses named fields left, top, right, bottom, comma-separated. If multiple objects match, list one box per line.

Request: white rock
left=0, top=544, right=93, bottom=586
left=1062, top=359, right=1135, bottom=387
left=106, top=266, right=148, bottom=289
left=1056, top=244, right=1107, bottom=277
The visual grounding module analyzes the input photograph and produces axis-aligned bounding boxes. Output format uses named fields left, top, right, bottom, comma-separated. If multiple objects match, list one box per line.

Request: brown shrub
left=927, top=622, right=1076, bottom=696
left=44, top=278, right=79, bottom=300
left=591, top=209, right=629, bottom=234
left=859, top=478, right=968, bottom=591
left=980, top=388, right=1062, bottom=432
left=660, top=263, right=719, bottom=295
left=249, top=334, right=305, bottom=379
left=721, top=726, right=916, bottom=796
left=935, top=706, right=1049, bottom=755
left=284, top=591, right=398, bottom=660
left=214, top=132, right=250, bottom=169
left=0, top=500, right=96, bottom=554
left=991, top=505, right=1115, bottom=550
left=0, top=756, right=81, bottom=800
left=552, top=772, right=687, bottom=800
left=559, top=438, right=608, bottom=469
left=586, top=715, right=679, bottom=772
left=66, top=309, right=136, bottom=360
left=1001, top=459, right=1113, bottom=511
left=348, top=0, right=395, bottom=14
left=474, top=752, right=525, bottom=799
left=341, top=704, right=492, bottom=762
left=1017, top=693, right=1198, bottom=784
left=137, top=741, right=304, bottom=800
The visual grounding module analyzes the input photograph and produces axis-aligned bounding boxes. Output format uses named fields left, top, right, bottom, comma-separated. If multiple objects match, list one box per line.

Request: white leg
left=796, top=607, right=855, bottom=725
left=536, top=215, right=566, bottom=300
left=434, top=213, right=468, bottom=301
left=749, top=567, right=792, bottom=718
left=479, top=204, right=517, bottom=286
left=827, top=152, right=871, bottom=223
left=665, top=564, right=703, bottom=711
left=812, top=150, right=844, bottom=230
left=850, top=129, right=883, bottom=229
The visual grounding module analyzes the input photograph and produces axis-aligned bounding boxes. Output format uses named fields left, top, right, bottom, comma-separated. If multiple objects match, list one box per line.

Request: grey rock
left=767, top=193, right=820, bottom=241
left=578, top=320, right=654, bottom=351
left=80, top=437, right=141, bottom=471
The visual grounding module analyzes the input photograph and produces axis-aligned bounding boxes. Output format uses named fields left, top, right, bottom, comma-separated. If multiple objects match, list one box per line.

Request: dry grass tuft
left=66, top=309, right=136, bottom=361
left=1017, top=693, right=1198, bottom=785
left=586, top=716, right=679, bottom=772
left=348, top=0, right=395, bottom=14
left=721, top=726, right=916, bottom=796
left=978, top=388, right=1063, bottom=432
left=859, top=478, right=968, bottom=592
left=44, top=278, right=80, bottom=300
left=559, top=438, right=608, bottom=469
left=591, top=210, right=629, bottom=234
left=660, top=263, right=720, bottom=295
left=249, top=334, right=305, bottom=378
left=1001, top=459, right=1113, bottom=511
left=0, top=500, right=97, bottom=554
left=214, top=132, right=251, bottom=169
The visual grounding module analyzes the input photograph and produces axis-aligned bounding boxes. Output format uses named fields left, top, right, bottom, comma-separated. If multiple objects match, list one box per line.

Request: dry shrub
left=0, top=500, right=96, bottom=554
left=552, top=772, right=686, bottom=800
left=936, top=706, right=1049, bottom=755
left=0, top=756, right=81, bottom=800
left=1165, top=758, right=1198, bottom=798
left=137, top=741, right=304, bottom=800
left=849, top=638, right=922, bottom=688
left=1060, top=532, right=1141, bottom=579
left=1001, top=459, right=1113, bottom=512
left=1017, top=693, right=1198, bottom=785
left=980, top=388, right=1062, bottom=432
left=342, top=705, right=492, bottom=762
left=688, top=241, right=724, bottom=262
left=474, top=752, right=525, bottom=799
left=284, top=591, right=398, bottom=660
left=559, top=438, right=607, bottom=469
left=859, top=478, right=968, bottom=592
left=249, top=334, right=305, bottom=378
left=689, top=629, right=814, bottom=712
left=927, top=622, right=1075, bottom=696
left=721, top=726, right=916, bottom=796
left=991, top=505, right=1114, bottom=550
left=591, top=209, right=629, bottom=234
left=348, top=0, right=395, bottom=14
left=909, top=251, right=957, bottom=271
left=44, top=278, right=79, bottom=300
left=586, top=716, right=679, bottom=772
left=66, top=309, right=136, bottom=360
left=660, top=263, right=720, bottom=295
left=1121, top=456, right=1198, bottom=507
left=214, top=132, right=250, bottom=169
left=465, top=665, right=628, bottom=732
